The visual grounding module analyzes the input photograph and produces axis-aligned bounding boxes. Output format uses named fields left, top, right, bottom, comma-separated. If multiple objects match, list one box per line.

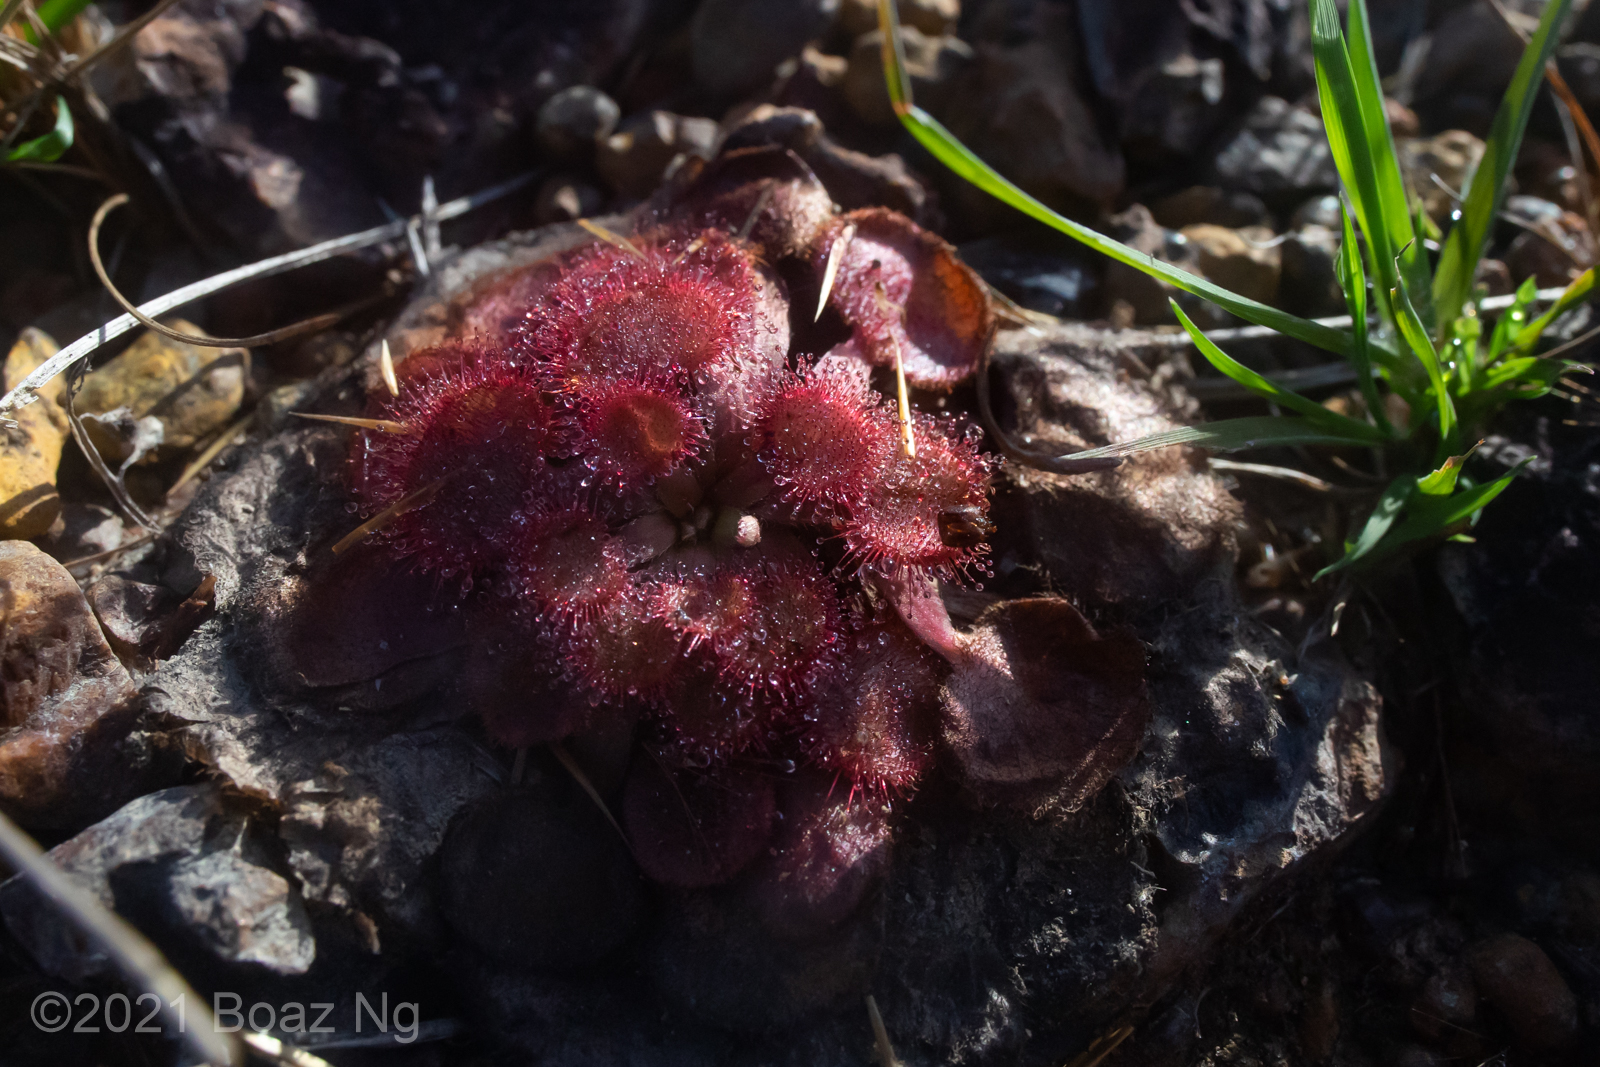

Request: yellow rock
left=1181, top=224, right=1282, bottom=307
left=76, top=320, right=246, bottom=462
left=0, top=329, right=70, bottom=540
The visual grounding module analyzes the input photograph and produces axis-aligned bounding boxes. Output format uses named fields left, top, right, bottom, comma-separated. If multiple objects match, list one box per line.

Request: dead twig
left=61, top=357, right=161, bottom=531
left=734, top=183, right=774, bottom=243
left=1144, top=285, right=1580, bottom=351
left=577, top=217, right=644, bottom=259
left=872, top=283, right=916, bottom=458
left=865, top=995, right=901, bottom=1067
left=0, top=807, right=240, bottom=1066
left=816, top=221, right=855, bottom=321
left=331, top=475, right=449, bottom=555
left=1551, top=90, right=1600, bottom=241
left=1209, top=458, right=1369, bottom=497
left=378, top=338, right=399, bottom=397
left=420, top=174, right=441, bottom=260
left=290, top=412, right=412, bottom=434
left=985, top=280, right=1058, bottom=333
left=1532, top=322, right=1600, bottom=361
left=1, top=0, right=184, bottom=153
left=4, top=159, right=111, bottom=182
left=58, top=530, right=157, bottom=571
left=167, top=410, right=256, bottom=499
left=1065, top=1023, right=1135, bottom=1067
left=0, top=0, right=30, bottom=35
left=549, top=741, right=633, bottom=854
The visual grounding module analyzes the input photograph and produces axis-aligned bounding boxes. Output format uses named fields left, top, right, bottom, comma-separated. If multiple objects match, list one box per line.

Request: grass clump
left=877, top=0, right=1592, bottom=576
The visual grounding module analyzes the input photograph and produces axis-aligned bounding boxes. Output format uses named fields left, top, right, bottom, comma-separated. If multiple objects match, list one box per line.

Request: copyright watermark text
left=31, top=991, right=422, bottom=1044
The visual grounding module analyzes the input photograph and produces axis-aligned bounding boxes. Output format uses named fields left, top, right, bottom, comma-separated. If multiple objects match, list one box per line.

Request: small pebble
left=1467, top=932, right=1578, bottom=1050
left=535, top=85, right=620, bottom=162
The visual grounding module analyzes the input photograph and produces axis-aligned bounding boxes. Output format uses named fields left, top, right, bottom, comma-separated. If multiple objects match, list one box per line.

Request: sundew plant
left=878, top=0, right=1594, bottom=575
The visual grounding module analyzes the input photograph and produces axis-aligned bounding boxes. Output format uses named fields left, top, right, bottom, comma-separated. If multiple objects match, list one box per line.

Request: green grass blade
left=1515, top=267, right=1595, bottom=350
left=1172, top=301, right=1390, bottom=443
left=1063, top=416, right=1385, bottom=461
left=5, top=97, right=73, bottom=163
left=1392, top=270, right=1457, bottom=455
left=1447, top=309, right=1482, bottom=394
left=1336, top=199, right=1392, bottom=434
left=1321, top=460, right=1530, bottom=576
left=875, top=1, right=1354, bottom=359
left=1487, top=277, right=1539, bottom=360
left=1310, top=0, right=1403, bottom=323
left=1386, top=458, right=1532, bottom=545
left=876, top=0, right=913, bottom=110
left=1416, top=453, right=1468, bottom=496
left=1344, top=0, right=1428, bottom=321
left=890, top=103, right=1355, bottom=357
left=1432, top=0, right=1576, bottom=337
left=1316, top=475, right=1412, bottom=578
left=20, top=0, right=93, bottom=42
left=37, top=0, right=94, bottom=31
left=1479, top=355, right=1564, bottom=390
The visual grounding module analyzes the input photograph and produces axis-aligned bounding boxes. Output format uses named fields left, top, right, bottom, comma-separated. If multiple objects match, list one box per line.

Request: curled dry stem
left=62, top=357, right=161, bottom=531
left=972, top=333, right=1122, bottom=475
left=90, top=194, right=342, bottom=350
left=1, top=170, right=536, bottom=424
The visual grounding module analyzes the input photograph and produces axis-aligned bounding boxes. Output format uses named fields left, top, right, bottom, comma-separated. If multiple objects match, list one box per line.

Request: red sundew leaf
left=463, top=638, right=610, bottom=747
left=566, top=583, right=687, bottom=703
left=455, top=256, right=570, bottom=345
left=578, top=373, right=710, bottom=484
left=941, top=598, right=1150, bottom=813
left=669, top=547, right=849, bottom=701
left=652, top=145, right=838, bottom=263
left=843, top=412, right=994, bottom=579
left=650, top=666, right=777, bottom=765
left=528, top=229, right=787, bottom=386
left=622, top=758, right=777, bottom=887
left=820, top=207, right=995, bottom=390
left=751, top=357, right=897, bottom=515
left=279, top=547, right=470, bottom=690
left=801, top=619, right=942, bottom=795
left=349, top=341, right=570, bottom=577
left=519, top=228, right=792, bottom=443
left=874, top=568, right=965, bottom=663
left=326, top=182, right=1101, bottom=880
left=812, top=342, right=875, bottom=388
left=513, top=502, right=632, bottom=623
left=742, top=775, right=894, bottom=939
